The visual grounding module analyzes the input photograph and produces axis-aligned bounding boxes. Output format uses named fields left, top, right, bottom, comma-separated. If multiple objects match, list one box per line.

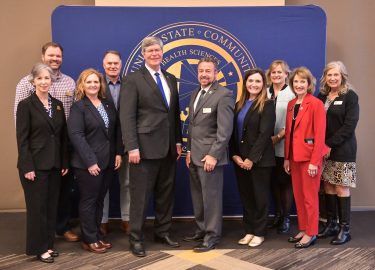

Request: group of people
left=14, top=36, right=359, bottom=263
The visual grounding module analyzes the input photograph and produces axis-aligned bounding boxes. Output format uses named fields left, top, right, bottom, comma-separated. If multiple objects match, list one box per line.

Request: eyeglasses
left=144, top=48, right=162, bottom=54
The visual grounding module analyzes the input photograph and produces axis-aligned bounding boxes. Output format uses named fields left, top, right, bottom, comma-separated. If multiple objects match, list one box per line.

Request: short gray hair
left=28, top=63, right=53, bottom=84
left=141, top=36, right=163, bottom=53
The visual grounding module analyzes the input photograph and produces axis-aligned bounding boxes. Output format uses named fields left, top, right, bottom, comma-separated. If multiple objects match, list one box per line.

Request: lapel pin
left=56, top=105, right=61, bottom=111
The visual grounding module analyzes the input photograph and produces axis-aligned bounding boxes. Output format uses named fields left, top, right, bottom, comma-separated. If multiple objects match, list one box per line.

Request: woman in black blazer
left=317, top=61, right=359, bottom=245
left=230, top=68, right=276, bottom=247
left=68, top=69, right=123, bottom=253
left=16, top=63, right=69, bottom=263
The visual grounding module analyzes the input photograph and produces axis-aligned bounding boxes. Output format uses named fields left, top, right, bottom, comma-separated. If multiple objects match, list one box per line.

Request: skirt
left=321, top=160, right=357, bottom=188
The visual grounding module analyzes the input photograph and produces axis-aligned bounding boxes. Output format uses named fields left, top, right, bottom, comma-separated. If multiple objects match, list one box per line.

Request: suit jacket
left=317, top=90, right=359, bottom=162
left=16, top=93, right=68, bottom=173
left=187, top=81, right=234, bottom=166
left=230, top=99, right=276, bottom=167
left=284, top=93, right=329, bottom=165
left=67, top=96, right=123, bottom=169
left=119, top=66, right=182, bottom=159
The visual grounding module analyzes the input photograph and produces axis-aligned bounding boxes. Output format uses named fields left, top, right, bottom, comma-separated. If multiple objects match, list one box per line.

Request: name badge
left=203, top=108, right=212, bottom=114
left=334, top=101, right=343, bottom=105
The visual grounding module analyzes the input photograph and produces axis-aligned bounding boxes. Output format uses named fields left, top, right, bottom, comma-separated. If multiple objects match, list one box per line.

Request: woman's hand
left=324, top=147, right=331, bottom=159
left=114, top=155, right=122, bottom=170
left=186, top=152, right=191, bottom=168
left=284, top=160, right=290, bottom=175
left=24, top=171, right=36, bottom=181
left=308, top=163, right=318, bottom=177
left=88, top=164, right=101, bottom=176
left=242, top=158, right=253, bottom=171
left=61, top=168, right=69, bottom=176
left=232, top=155, right=244, bottom=167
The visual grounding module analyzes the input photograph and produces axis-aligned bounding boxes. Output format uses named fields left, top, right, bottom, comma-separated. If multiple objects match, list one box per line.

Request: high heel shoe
left=238, top=234, right=254, bottom=245
left=295, top=235, right=317, bottom=248
left=37, top=254, right=54, bottom=263
left=288, top=235, right=303, bottom=243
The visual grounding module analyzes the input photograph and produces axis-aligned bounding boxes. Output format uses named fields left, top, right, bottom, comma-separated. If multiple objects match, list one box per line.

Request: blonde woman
left=317, top=61, right=359, bottom=245
left=68, top=69, right=123, bottom=253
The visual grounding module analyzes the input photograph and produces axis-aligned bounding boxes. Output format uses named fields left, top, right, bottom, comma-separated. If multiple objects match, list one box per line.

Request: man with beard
left=184, top=57, right=234, bottom=252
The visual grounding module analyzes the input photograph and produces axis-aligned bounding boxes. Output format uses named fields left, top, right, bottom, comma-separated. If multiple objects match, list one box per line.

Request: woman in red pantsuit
left=284, top=67, right=328, bottom=248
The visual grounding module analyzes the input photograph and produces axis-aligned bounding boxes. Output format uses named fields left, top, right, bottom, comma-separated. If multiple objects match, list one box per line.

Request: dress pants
left=129, top=154, right=176, bottom=243
left=75, top=168, right=113, bottom=244
left=234, top=164, right=272, bottom=237
left=189, top=163, right=223, bottom=245
left=19, top=169, right=61, bottom=255
left=290, top=159, right=321, bottom=236
left=102, top=159, right=130, bottom=222
left=55, top=170, right=76, bottom=235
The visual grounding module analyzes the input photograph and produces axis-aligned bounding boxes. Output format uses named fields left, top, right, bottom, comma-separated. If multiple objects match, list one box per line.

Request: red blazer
left=284, top=94, right=328, bottom=165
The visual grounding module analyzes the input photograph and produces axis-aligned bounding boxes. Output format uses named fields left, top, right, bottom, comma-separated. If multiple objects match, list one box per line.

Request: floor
left=0, top=212, right=374, bottom=269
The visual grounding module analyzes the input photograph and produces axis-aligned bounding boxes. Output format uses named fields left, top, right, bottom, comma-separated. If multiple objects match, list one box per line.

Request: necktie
left=195, top=89, right=206, bottom=112
left=155, top=72, right=169, bottom=108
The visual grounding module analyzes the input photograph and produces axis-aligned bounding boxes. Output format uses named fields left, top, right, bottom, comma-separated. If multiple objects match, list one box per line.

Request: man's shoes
left=154, top=235, right=180, bottom=247
left=183, top=233, right=204, bottom=242
left=63, top=230, right=80, bottom=242
left=81, top=242, right=107, bottom=254
left=193, top=242, right=216, bottom=252
left=37, top=254, right=54, bottom=263
left=120, top=221, right=130, bottom=235
left=100, top=223, right=108, bottom=236
left=130, top=242, right=146, bottom=257
left=98, top=240, right=112, bottom=249
left=295, top=235, right=317, bottom=248
left=277, top=217, right=290, bottom=234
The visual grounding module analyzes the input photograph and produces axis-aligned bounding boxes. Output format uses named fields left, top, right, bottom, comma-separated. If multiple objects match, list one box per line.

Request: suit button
left=240, top=140, right=244, bottom=143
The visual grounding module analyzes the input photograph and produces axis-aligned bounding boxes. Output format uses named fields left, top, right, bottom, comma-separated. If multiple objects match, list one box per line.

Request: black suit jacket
left=16, top=93, right=69, bottom=173
left=67, top=96, right=123, bottom=169
left=318, top=90, right=359, bottom=162
left=120, top=66, right=182, bottom=159
left=230, top=99, right=276, bottom=167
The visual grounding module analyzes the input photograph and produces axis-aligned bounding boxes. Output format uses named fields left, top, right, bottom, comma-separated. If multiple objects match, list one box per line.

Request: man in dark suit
left=100, top=51, right=130, bottom=236
left=185, top=57, right=234, bottom=252
left=119, top=36, right=182, bottom=257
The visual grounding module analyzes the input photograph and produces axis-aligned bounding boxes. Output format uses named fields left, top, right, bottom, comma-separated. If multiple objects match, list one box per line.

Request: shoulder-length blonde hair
left=265, top=60, right=290, bottom=86
left=320, top=61, right=353, bottom=95
left=289, top=67, right=316, bottom=95
left=75, top=69, right=106, bottom=100
left=236, top=68, right=268, bottom=113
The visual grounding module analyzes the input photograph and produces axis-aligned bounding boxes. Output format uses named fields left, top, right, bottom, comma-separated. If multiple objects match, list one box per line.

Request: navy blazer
left=230, top=99, right=276, bottom=167
left=68, top=96, right=123, bottom=169
left=16, top=93, right=68, bottom=173
left=318, top=90, right=359, bottom=162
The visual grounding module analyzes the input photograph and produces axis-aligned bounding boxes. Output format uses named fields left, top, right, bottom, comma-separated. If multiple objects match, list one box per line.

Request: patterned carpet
left=1, top=212, right=375, bottom=269
left=1, top=248, right=375, bottom=270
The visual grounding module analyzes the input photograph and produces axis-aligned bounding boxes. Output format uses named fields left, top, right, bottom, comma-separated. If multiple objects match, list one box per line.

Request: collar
left=145, top=63, right=161, bottom=76
left=52, top=70, right=62, bottom=82
left=106, top=76, right=121, bottom=85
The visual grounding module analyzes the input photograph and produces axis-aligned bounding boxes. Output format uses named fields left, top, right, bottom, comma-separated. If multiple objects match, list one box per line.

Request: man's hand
left=201, top=155, right=217, bottom=172
left=128, top=150, right=140, bottom=164
left=176, top=144, right=182, bottom=160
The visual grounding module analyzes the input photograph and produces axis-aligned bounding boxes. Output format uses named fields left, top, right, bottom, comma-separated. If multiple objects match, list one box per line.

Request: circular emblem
left=124, top=21, right=256, bottom=153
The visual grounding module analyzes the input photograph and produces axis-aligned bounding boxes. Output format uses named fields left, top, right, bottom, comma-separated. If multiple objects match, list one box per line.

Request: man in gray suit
left=185, top=57, right=234, bottom=252
left=120, top=36, right=182, bottom=257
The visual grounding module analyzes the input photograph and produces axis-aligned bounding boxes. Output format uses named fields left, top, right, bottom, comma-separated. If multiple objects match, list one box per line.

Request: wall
left=0, top=0, right=373, bottom=210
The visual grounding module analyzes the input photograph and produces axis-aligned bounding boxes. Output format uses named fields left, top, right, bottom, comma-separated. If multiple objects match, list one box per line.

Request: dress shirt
left=145, top=64, right=170, bottom=106
left=106, top=76, right=121, bottom=110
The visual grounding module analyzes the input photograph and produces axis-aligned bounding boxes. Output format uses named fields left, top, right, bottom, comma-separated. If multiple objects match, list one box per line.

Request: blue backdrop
left=52, top=5, right=326, bottom=217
